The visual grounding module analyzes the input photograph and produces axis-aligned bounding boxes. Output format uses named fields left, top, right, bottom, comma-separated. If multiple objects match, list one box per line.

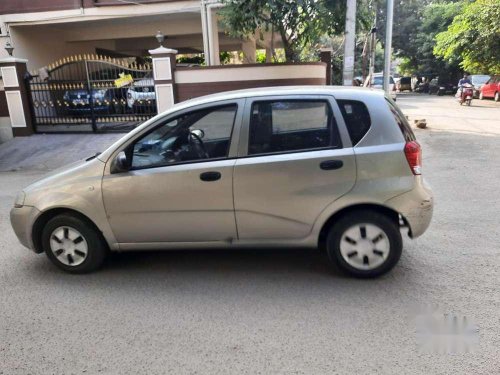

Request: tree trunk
left=279, top=29, right=298, bottom=62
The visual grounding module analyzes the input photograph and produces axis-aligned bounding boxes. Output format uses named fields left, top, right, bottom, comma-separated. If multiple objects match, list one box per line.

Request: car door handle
left=320, top=160, right=343, bottom=170
left=200, top=171, right=221, bottom=182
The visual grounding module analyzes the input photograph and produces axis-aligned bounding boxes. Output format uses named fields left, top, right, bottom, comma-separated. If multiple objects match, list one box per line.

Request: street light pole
left=343, top=0, right=357, bottom=86
left=383, top=0, right=394, bottom=93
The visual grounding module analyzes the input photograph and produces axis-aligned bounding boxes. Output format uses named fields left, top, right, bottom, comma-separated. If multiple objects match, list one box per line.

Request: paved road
left=0, top=94, right=499, bottom=374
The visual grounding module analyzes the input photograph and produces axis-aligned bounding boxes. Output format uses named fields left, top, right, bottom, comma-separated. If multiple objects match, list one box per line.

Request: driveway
left=0, top=94, right=499, bottom=374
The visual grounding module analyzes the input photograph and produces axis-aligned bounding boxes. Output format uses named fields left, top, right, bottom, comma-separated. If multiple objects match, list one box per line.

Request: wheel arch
left=32, top=207, right=109, bottom=254
left=318, top=203, right=405, bottom=248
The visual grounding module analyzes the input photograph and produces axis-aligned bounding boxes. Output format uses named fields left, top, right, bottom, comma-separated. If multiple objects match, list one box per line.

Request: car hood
left=23, top=157, right=105, bottom=205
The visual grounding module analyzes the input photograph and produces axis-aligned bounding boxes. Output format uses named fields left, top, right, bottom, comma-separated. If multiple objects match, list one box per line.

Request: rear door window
left=336, top=100, right=371, bottom=146
left=248, top=100, right=341, bottom=155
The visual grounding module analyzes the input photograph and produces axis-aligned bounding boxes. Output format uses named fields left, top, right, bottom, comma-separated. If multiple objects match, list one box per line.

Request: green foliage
left=220, top=0, right=370, bottom=62
left=379, top=0, right=462, bottom=77
left=176, top=55, right=205, bottom=65
left=434, top=0, right=500, bottom=74
left=219, top=51, right=232, bottom=64
left=256, top=49, right=267, bottom=63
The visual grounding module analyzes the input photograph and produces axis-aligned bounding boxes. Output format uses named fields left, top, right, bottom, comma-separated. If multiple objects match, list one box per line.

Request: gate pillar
left=0, top=57, right=35, bottom=136
left=149, top=46, right=178, bottom=114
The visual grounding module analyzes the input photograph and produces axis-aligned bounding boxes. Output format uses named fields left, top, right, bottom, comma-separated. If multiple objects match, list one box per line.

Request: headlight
left=14, top=191, right=25, bottom=208
left=439, top=86, right=445, bottom=90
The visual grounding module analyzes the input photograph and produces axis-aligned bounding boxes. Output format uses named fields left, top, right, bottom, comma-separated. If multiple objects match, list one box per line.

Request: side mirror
left=111, top=151, right=130, bottom=174
left=191, top=129, right=205, bottom=139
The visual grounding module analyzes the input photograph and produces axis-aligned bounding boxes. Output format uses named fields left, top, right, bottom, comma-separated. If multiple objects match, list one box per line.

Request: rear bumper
left=385, top=178, right=433, bottom=238
left=10, top=206, right=40, bottom=252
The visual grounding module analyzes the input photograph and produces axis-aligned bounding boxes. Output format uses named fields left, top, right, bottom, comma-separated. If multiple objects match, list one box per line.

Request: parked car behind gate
left=61, top=69, right=126, bottom=114
left=126, top=73, right=155, bottom=111
left=479, top=75, right=500, bottom=101
left=10, top=86, right=433, bottom=278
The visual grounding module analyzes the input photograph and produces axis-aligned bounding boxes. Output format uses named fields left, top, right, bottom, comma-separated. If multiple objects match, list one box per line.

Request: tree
left=434, top=0, right=500, bottom=74
left=219, top=0, right=370, bottom=62
left=412, top=1, right=462, bottom=78
left=377, top=0, right=432, bottom=69
left=378, top=0, right=462, bottom=77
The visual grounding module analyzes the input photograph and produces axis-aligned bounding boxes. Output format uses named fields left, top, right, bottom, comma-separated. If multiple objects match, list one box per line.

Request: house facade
left=0, top=1, right=330, bottom=141
left=0, top=0, right=271, bottom=70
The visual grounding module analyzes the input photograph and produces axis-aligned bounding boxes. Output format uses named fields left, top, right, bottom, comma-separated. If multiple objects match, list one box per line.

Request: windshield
left=471, top=75, right=490, bottom=85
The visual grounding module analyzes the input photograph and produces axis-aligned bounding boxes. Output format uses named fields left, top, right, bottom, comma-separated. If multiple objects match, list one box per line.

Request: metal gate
left=27, top=55, right=157, bottom=132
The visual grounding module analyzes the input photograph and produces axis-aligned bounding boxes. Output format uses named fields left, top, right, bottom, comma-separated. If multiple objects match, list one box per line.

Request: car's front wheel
left=42, top=214, right=108, bottom=273
left=326, top=211, right=402, bottom=278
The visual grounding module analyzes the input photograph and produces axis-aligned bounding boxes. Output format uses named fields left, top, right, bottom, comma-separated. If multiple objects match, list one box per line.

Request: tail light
left=404, top=141, right=422, bottom=175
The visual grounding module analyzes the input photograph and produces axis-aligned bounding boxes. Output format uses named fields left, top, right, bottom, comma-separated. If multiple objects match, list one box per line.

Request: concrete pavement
left=0, top=94, right=499, bottom=374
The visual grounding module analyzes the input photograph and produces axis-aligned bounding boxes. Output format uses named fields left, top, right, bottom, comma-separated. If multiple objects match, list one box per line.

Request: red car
left=479, top=75, right=499, bottom=102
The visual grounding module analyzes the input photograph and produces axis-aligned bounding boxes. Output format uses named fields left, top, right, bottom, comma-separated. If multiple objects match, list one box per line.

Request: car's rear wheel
left=42, top=214, right=107, bottom=273
left=326, top=211, right=402, bottom=278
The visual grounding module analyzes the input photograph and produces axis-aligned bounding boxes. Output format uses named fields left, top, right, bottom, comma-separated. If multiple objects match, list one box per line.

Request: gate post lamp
left=156, top=31, right=165, bottom=47
left=5, top=41, right=14, bottom=57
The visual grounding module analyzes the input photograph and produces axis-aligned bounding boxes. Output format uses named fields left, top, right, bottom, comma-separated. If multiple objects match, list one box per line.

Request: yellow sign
left=114, top=73, right=134, bottom=88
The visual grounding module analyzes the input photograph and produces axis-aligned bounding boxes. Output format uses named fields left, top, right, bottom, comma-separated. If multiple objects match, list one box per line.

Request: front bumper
left=385, top=178, right=434, bottom=238
left=10, top=206, right=40, bottom=252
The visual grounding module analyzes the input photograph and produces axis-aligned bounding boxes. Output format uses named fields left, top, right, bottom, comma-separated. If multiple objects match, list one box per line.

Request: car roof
left=170, top=85, right=385, bottom=111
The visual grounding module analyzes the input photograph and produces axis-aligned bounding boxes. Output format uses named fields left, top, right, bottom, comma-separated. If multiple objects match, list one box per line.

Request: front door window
left=131, top=104, right=237, bottom=169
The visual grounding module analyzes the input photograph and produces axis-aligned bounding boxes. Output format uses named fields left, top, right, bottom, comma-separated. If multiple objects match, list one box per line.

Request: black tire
left=42, top=214, right=108, bottom=273
left=326, top=210, right=402, bottom=278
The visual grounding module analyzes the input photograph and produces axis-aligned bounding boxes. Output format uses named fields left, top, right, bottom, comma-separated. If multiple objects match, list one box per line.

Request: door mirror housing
left=191, top=129, right=205, bottom=139
left=111, top=151, right=130, bottom=174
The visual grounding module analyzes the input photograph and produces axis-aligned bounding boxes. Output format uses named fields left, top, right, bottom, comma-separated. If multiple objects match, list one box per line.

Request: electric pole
left=368, top=5, right=377, bottom=84
left=383, top=0, right=394, bottom=93
left=342, top=0, right=357, bottom=86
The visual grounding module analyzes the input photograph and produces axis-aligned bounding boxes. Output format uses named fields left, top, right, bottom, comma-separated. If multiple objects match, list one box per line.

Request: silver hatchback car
left=11, top=87, right=433, bottom=277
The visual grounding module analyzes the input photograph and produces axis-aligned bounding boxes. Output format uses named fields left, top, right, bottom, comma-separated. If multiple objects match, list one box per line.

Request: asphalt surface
left=0, top=93, right=499, bottom=374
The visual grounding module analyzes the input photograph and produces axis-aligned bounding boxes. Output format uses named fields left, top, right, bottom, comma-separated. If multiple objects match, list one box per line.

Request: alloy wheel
left=49, top=226, right=88, bottom=266
left=339, top=223, right=390, bottom=271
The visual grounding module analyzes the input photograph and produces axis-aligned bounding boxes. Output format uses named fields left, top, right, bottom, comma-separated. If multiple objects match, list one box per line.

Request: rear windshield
left=337, top=100, right=371, bottom=145
left=385, top=98, right=416, bottom=142
left=471, top=75, right=490, bottom=85
left=374, top=76, right=395, bottom=85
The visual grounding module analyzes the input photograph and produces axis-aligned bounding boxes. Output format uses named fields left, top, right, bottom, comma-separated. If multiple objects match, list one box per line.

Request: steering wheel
left=189, top=132, right=209, bottom=159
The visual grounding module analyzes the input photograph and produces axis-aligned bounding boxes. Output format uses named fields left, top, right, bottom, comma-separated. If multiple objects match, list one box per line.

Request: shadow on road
left=24, top=246, right=413, bottom=296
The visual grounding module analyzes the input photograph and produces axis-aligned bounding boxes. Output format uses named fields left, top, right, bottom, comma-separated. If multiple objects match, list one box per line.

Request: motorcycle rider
left=458, top=73, right=472, bottom=86
left=456, top=73, right=472, bottom=98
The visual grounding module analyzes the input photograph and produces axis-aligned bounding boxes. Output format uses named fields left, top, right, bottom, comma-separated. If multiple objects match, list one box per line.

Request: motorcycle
left=457, top=83, right=474, bottom=106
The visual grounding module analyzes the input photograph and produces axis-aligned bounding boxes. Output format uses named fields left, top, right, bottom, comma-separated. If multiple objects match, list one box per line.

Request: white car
left=364, top=73, right=397, bottom=101
left=126, top=76, right=155, bottom=109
